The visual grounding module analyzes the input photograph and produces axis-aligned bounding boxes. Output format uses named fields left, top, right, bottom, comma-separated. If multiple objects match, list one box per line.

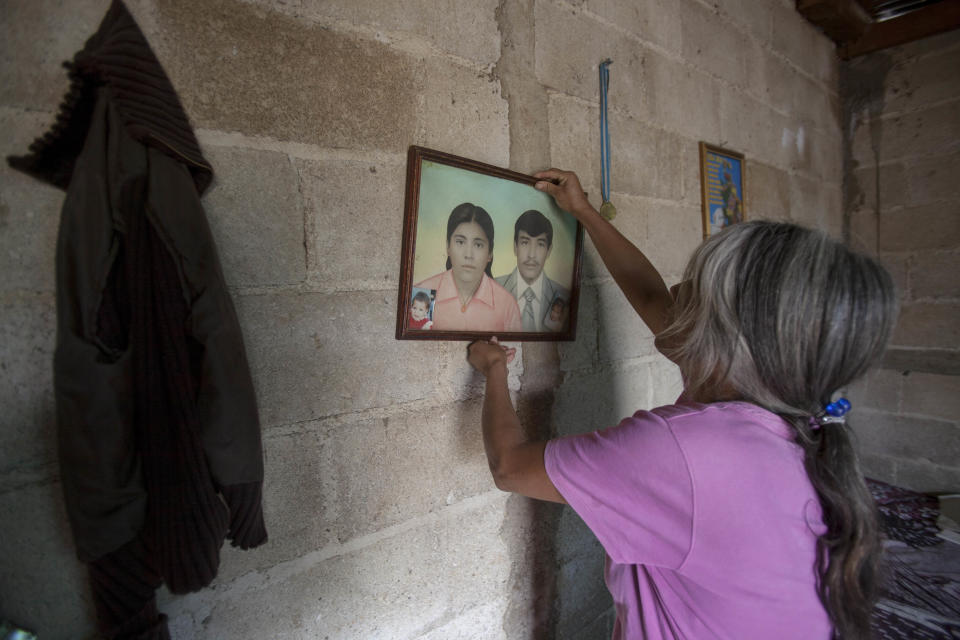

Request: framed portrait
left=699, top=142, right=746, bottom=238
left=396, top=146, right=584, bottom=341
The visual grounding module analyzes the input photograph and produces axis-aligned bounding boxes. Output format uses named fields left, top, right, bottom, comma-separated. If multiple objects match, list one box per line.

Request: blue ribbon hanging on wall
left=599, top=59, right=616, bottom=221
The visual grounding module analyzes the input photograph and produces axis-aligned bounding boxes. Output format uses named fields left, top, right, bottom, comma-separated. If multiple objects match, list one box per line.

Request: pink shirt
left=544, top=401, right=831, bottom=640
left=415, top=270, right=521, bottom=333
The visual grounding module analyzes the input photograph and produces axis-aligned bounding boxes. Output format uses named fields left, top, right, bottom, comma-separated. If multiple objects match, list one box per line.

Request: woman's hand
left=467, top=337, right=516, bottom=376
left=534, top=169, right=596, bottom=221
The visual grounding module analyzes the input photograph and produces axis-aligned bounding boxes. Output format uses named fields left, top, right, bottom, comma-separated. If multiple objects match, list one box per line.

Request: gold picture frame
left=699, top=142, right=746, bottom=238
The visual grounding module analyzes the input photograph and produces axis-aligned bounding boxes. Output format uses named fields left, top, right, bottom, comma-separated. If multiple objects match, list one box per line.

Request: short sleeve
left=544, top=412, right=694, bottom=568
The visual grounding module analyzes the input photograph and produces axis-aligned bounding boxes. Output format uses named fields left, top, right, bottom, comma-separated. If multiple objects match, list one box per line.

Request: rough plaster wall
left=845, top=30, right=960, bottom=492
left=0, top=1, right=841, bottom=638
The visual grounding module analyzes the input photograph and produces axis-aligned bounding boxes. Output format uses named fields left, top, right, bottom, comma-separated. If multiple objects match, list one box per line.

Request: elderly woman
left=415, top=203, right=521, bottom=332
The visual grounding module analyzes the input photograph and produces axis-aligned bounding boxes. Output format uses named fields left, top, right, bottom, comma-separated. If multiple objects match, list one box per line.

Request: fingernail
left=535, top=182, right=545, bottom=190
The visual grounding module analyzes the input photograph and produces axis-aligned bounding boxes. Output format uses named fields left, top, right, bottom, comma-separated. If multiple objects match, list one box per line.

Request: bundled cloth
left=8, top=2, right=267, bottom=637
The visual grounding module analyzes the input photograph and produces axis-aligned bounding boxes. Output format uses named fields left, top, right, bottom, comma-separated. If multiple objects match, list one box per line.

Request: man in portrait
left=496, top=210, right=570, bottom=332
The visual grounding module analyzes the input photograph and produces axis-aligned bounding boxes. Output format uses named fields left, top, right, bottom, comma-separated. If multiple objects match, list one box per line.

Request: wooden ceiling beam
left=840, top=1, right=960, bottom=58
left=797, top=0, right=873, bottom=43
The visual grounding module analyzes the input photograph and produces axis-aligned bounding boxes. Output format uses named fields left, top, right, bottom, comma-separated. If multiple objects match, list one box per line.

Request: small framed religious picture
left=699, top=142, right=746, bottom=237
left=396, top=146, right=584, bottom=341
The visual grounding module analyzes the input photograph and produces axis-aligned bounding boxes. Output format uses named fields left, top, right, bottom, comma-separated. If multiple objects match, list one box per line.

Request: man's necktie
left=522, top=288, right=537, bottom=332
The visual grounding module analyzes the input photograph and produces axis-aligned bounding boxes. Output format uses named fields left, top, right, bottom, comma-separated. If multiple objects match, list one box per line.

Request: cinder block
left=808, top=127, right=843, bottom=184
left=850, top=163, right=908, bottom=213
left=560, top=284, right=598, bottom=372
left=770, top=1, right=833, bottom=83
left=877, top=102, right=960, bottom=161
left=789, top=74, right=837, bottom=134
left=554, top=507, right=603, bottom=566
left=911, top=251, right=960, bottom=299
left=165, top=494, right=512, bottom=639
left=413, top=58, right=510, bottom=168
left=878, top=253, right=908, bottom=301
left=788, top=173, right=836, bottom=233
left=322, top=400, right=492, bottom=542
left=847, top=367, right=903, bottom=414
left=848, top=207, right=878, bottom=255
left=893, top=302, right=960, bottom=349
left=680, top=140, right=704, bottom=207
left=297, top=156, right=405, bottom=290
left=0, top=109, right=66, bottom=293
left=901, top=372, right=960, bottom=422
left=821, top=185, right=844, bottom=239
left=553, top=361, right=652, bottom=437
left=848, top=113, right=879, bottom=171
left=612, top=114, right=683, bottom=200
left=0, top=291, right=56, bottom=472
left=534, top=1, right=654, bottom=121
left=852, top=409, right=960, bottom=468
left=597, top=280, right=658, bottom=363
left=554, top=549, right=612, bottom=640
left=149, top=0, right=419, bottom=151
left=217, top=398, right=493, bottom=583
left=646, top=51, right=721, bottom=141
left=644, top=200, right=701, bottom=278
left=714, top=0, right=773, bottom=44
left=894, top=458, right=960, bottom=493
left=747, top=161, right=790, bottom=220
left=547, top=93, right=601, bottom=202
left=584, top=0, right=683, bottom=55
left=755, top=50, right=797, bottom=115
left=0, top=480, right=96, bottom=638
left=299, top=0, right=501, bottom=65
left=416, top=602, right=508, bottom=640
left=718, top=87, right=782, bottom=167
left=201, top=145, right=306, bottom=288
left=649, top=356, right=683, bottom=408
left=880, top=44, right=960, bottom=115
left=905, top=153, right=960, bottom=206
left=607, top=193, right=648, bottom=251
left=879, top=202, right=960, bottom=251
left=212, top=425, right=336, bottom=582
left=0, top=0, right=109, bottom=110
left=857, top=452, right=897, bottom=484
left=235, top=290, right=442, bottom=426
left=679, top=0, right=747, bottom=87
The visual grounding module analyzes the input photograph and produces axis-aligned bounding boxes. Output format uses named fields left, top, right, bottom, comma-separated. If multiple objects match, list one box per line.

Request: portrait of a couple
left=402, top=153, right=579, bottom=339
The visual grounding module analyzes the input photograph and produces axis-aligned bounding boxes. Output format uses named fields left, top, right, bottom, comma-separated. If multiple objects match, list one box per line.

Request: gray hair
left=659, top=220, right=898, bottom=639
left=661, top=220, right=896, bottom=416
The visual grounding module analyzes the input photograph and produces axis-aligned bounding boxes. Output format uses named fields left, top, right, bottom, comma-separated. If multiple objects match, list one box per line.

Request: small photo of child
left=543, top=296, right=568, bottom=332
left=409, top=288, right=435, bottom=330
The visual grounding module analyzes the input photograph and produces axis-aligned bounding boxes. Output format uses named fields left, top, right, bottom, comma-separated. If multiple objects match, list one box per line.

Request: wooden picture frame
left=396, top=146, right=584, bottom=341
left=699, top=142, right=746, bottom=238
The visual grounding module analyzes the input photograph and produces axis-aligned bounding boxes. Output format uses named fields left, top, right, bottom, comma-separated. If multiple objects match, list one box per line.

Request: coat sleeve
left=144, top=147, right=267, bottom=548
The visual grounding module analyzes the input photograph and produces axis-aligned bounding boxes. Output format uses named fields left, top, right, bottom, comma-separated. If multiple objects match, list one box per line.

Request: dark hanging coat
left=8, top=2, right=266, bottom=637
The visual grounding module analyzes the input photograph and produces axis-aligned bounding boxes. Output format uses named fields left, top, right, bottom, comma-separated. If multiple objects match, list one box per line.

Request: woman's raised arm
left=534, top=169, right=674, bottom=337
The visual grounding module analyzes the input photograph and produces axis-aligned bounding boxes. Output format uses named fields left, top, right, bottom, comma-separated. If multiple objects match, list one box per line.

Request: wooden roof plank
left=840, top=1, right=960, bottom=58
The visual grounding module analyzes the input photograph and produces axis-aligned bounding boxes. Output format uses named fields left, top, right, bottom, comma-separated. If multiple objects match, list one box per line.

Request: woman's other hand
left=534, top=169, right=595, bottom=220
left=467, top=336, right=516, bottom=375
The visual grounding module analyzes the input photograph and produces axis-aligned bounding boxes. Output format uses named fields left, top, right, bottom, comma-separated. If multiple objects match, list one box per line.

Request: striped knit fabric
left=9, top=2, right=267, bottom=637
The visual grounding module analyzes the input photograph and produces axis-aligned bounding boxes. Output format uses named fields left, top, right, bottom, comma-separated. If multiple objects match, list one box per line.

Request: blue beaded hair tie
left=813, top=397, right=851, bottom=427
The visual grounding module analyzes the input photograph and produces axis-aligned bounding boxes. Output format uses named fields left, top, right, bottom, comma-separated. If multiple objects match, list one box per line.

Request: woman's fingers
left=467, top=337, right=518, bottom=372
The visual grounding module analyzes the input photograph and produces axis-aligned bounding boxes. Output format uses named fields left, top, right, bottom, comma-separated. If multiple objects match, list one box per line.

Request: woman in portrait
left=415, top=203, right=522, bottom=332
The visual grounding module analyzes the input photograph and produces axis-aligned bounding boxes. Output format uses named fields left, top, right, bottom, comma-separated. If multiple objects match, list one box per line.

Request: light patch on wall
left=781, top=125, right=806, bottom=155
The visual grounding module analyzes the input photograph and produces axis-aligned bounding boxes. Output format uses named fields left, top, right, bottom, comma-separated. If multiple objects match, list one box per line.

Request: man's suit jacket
left=495, top=269, right=570, bottom=330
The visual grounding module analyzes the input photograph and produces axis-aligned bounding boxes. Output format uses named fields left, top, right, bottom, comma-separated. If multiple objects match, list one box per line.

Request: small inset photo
left=407, top=287, right=435, bottom=331
left=542, top=294, right=569, bottom=333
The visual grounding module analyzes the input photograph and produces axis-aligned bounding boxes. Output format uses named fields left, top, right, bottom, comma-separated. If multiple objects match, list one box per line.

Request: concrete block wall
left=845, top=30, right=960, bottom=492
left=1, top=1, right=843, bottom=638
